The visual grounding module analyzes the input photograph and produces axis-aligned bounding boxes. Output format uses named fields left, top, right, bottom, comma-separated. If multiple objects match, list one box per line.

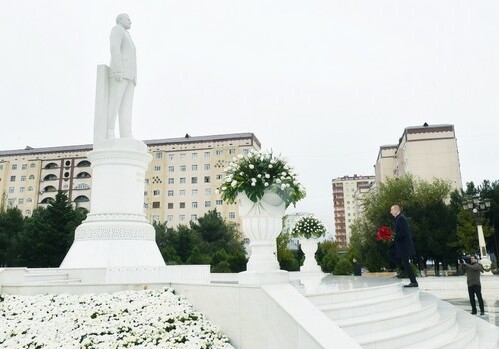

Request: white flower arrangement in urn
left=217, top=150, right=306, bottom=207
left=291, top=216, right=327, bottom=273
left=291, top=216, right=327, bottom=239
left=217, top=150, right=306, bottom=278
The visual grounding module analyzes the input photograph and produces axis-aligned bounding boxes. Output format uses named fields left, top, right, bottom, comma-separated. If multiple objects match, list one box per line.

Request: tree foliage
left=153, top=209, right=248, bottom=273
left=0, top=191, right=87, bottom=267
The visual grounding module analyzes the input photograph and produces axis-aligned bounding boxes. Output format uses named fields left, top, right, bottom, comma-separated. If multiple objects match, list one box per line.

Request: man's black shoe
left=471, top=311, right=477, bottom=315
left=403, top=283, right=418, bottom=288
left=480, top=312, right=485, bottom=316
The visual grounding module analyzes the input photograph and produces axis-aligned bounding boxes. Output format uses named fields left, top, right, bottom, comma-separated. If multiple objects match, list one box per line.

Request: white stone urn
left=238, top=190, right=285, bottom=272
left=299, top=238, right=321, bottom=272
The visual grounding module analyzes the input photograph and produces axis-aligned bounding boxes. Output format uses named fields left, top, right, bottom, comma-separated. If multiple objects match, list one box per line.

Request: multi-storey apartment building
left=332, top=175, right=375, bottom=249
left=374, top=124, right=462, bottom=190
left=0, top=133, right=261, bottom=227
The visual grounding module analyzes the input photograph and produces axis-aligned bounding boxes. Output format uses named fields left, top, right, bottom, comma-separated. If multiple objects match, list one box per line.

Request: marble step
left=356, top=301, right=457, bottom=349
left=317, top=289, right=420, bottom=321
left=307, top=282, right=404, bottom=306
left=337, top=293, right=437, bottom=337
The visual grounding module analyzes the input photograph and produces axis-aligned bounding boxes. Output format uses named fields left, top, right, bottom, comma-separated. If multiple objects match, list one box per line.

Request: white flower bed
left=0, top=288, right=235, bottom=348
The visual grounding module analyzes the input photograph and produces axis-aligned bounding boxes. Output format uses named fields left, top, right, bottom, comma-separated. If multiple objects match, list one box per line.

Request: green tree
left=276, top=233, right=301, bottom=271
left=17, top=191, right=87, bottom=267
left=0, top=207, right=24, bottom=266
left=153, top=210, right=247, bottom=272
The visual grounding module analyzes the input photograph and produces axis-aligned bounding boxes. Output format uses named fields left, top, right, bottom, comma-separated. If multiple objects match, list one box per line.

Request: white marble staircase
left=304, top=280, right=499, bottom=349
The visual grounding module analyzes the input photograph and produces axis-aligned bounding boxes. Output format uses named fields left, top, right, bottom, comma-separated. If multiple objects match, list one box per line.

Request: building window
left=216, top=150, right=223, bottom=156
left=29, top=175, right=35, bottom=180
left=154, top=165, right=161, bottom=171
left=11, top=164, right=17, bottom=170
left=229, top=149, right=236, bottom=155
left=204, top=176, right=210, bottom=183
left=192, top=202, right=198, bottom=208
left=180, top=190, right=186, bottom=196
left=7, top=199, right=15, bottom=207
left=8, top=187, right=14, bottom=193
left=191, top=214, right=197, bottom=221
left=30, top=163, right=36, bottom=168
left=205, top=188, right=211, bottom=196
left=192, top=189, right=198, bottom=196
left=191, top=177, right=198, bottom=184
left=155, top=152, right=163, bottom=159
left=169, top=154, right=174, bottom=161
left=27, top=198, right=32, bottom=203
left=204, top=152, right=211, bottom=159
left=192, top=153, right=198, bottom=159
left=19, top=187, right=25, bottom=193
left=167, top=215, right=173, bottom=222
left=205, top=201, right=211, bottom=208
left=0, top=164, right=3, bottom=170
left=152, top=202, right=160, bottom=209
left=180, top=165, right=186, bottom=172
left=243, top=149, right=250, bottom=155
left=192, top=164, right=198, bottom=171
left=144, top=203, right=149, bottom=208
left=22, top=164, right=27, bottom=170
left=180, top=153, right=186, bottom=160
left=28, top=186, right=33, bottom=191
left=180, top=202, right=185, bottom=209
left=10, top=176, right=15, bottom=182
left=216, top=174, right=223, bottom=180
left=153, top=190, right=160, bottom=196
left=229, top=212, right=236, bottom=219
left=153, top=215, right=160, bottom=222
left=26, top=210, right=31, bottom=215
left=168, top=166, right=174, bottom=172
left=179, top=215, right=186, bottom=221
left=204, top=164, right=210, bottom=170
left=167, top=203, right=174, bottom=209
left=145, top=179, right=149, bottom=184
left=180, top=177, right=186, bottom=184
left=19, top=198, right=24, bottom=205
left=216, top=200, right=223, bottom=206
left=168, top=190, right=174, bottom=196
left=168, top=178, right=174, bottom=184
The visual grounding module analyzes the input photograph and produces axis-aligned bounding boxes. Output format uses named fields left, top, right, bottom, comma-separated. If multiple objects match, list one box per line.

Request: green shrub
left=334, top=258, right=353, bottom=275
left=320, top=251, right=340, bottom=273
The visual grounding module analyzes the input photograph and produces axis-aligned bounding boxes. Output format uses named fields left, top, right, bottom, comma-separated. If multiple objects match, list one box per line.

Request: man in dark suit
left=390, top=205, right=418, bottom=287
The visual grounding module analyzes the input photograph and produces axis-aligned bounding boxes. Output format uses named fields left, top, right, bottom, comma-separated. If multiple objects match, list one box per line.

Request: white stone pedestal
left=237, top=191, right=289, bottom=285
left=299, top=238, right=321, bottom=273
left=60, top=139, right=165, bottom=268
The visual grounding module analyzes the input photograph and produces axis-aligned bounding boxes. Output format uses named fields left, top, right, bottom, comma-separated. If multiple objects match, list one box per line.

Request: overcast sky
left=1, top=1, right=499, bottom=233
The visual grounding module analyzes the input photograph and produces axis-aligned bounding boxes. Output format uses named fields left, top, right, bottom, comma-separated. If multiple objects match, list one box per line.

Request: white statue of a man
left=107, top=13, right=136, bottom=139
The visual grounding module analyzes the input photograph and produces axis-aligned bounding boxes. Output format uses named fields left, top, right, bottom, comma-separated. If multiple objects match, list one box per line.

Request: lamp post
left=463, top=196, right=494, bottom=275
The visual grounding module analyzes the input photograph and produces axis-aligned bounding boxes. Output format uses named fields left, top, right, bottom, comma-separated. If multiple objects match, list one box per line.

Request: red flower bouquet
left=376, top=226, right=394, bottom=243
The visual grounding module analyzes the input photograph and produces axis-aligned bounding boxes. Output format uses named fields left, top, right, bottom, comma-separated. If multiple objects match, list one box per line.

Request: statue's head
left=116, top=13, right=131, bottom=30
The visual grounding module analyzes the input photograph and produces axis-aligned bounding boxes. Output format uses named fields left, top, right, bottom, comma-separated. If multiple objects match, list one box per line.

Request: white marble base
left=61, top=138, right=165, bottom=269
left=298, top=272, right=327, bottom=294
left=238, top=270, right=289, bottom=285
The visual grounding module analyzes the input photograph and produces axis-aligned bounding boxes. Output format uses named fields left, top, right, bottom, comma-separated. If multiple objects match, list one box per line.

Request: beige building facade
left=374, top=124, right=462, bottom=190
left=332, top=175, right=375, bottom=249
left=0, top=133, right=260, bottom=227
